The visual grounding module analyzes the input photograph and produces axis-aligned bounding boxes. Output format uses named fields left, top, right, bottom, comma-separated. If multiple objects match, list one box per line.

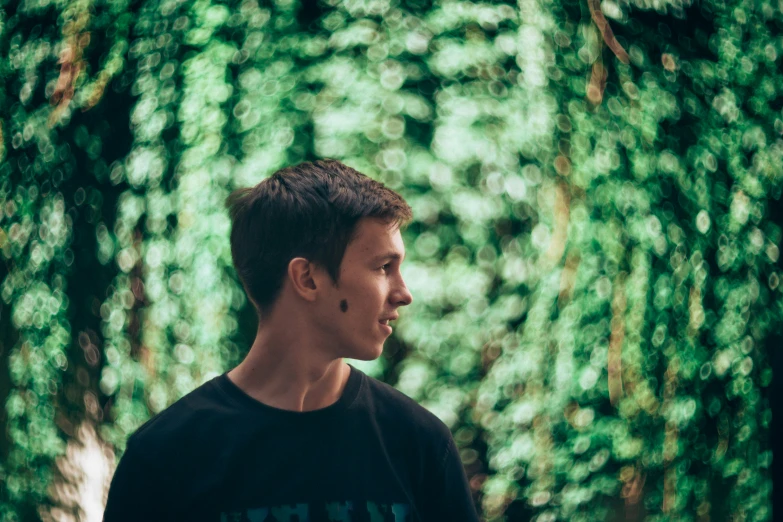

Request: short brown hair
left=226, top=159, right=413, bottom=319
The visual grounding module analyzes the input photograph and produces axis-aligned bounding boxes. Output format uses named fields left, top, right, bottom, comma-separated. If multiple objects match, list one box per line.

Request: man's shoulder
left=125, top=374, right=227, bottom=454
left=360, top=371, right=453, bottom=443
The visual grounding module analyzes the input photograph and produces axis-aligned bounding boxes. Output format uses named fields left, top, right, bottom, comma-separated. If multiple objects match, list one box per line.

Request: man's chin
left=345, top=346, right=383, bottom=362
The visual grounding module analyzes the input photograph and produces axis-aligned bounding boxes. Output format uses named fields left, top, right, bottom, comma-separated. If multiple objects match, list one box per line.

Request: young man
left=103, top=160, right=480, bottom=522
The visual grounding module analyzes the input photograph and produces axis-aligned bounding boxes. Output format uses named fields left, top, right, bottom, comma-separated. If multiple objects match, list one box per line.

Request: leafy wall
left=0, top=0, right=780, bottom=520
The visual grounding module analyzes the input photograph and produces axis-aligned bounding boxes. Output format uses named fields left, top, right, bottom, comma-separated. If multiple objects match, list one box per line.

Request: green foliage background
left=0, top=0, right=780, bottom=520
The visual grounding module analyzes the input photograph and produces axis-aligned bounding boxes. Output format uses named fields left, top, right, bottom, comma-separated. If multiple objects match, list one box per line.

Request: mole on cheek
left=340, top=299, right=349, bottom=313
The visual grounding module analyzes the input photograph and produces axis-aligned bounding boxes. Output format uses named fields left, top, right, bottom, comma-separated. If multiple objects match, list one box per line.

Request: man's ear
left=287, top=257, right=320, bottom=302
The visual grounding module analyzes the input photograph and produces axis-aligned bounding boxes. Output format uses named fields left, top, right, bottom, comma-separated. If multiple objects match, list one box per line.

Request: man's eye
left=380, top=264, right=391, bottom=271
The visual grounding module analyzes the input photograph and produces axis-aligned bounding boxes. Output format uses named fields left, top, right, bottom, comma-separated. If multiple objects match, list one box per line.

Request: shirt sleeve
left=423, top=434, right=481, bottom=522
left=103, top=437, right=166, bottom=522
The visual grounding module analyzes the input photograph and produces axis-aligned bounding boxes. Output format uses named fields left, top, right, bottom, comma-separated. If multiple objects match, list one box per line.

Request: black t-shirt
left=103, top=363, right=480, bottom=522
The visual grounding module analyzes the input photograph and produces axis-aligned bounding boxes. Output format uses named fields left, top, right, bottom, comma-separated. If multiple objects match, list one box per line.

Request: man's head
left=225, top=159, right=414, bottom=360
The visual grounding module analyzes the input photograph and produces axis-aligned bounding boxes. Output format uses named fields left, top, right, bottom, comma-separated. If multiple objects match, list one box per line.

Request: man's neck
left=226, top=348, right=351, bottom=413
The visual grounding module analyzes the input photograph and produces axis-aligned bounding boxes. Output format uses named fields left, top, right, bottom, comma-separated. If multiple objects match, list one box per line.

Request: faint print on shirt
left=220, top=500, right=412, bottom=521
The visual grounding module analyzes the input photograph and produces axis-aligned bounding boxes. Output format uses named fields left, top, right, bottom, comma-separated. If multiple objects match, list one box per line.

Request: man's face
left=313, top=217, right=413, bottom=361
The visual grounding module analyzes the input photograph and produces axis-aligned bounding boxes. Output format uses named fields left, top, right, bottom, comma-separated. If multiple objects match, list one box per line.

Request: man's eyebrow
left=372, top=252, right=405, bottom=263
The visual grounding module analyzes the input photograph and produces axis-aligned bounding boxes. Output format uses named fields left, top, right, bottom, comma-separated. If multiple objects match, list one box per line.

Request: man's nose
left=395, top=281, right=413, bottom=307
